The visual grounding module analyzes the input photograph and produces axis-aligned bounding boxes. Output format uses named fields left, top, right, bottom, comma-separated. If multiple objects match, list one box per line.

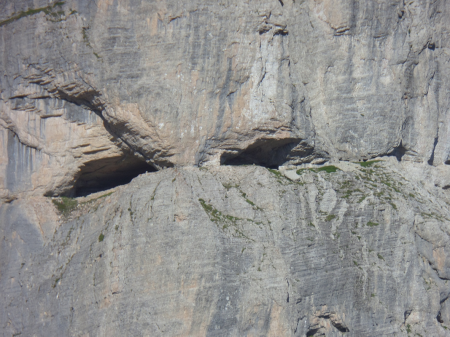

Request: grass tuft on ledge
left=296, top=165, right=340, bottom=175
left=52, top=196, right=77, bottom=215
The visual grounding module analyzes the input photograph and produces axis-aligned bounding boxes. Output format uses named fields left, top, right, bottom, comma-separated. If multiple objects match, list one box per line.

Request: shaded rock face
left=2, top=164, right=450, bottom=336
left=1, top=0, right=450, bottom=198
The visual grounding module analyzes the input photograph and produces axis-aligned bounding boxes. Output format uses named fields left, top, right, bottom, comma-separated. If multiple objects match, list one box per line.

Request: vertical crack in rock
left=428, top=136, right=439, bottom=165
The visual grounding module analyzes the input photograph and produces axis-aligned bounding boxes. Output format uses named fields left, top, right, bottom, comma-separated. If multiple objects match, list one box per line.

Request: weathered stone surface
left=2, top=0, right=450, bottom=335
left=2, top=163, right=450, bottom=336
left=1, top=0, right=450, bottom=197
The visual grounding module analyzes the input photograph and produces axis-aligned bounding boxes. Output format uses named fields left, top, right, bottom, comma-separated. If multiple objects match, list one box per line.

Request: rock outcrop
left=2, top=0, right=450, bottom=336
left=2, top=162, right=450, bottom=336
left=1, top=0, right=450, bottom=198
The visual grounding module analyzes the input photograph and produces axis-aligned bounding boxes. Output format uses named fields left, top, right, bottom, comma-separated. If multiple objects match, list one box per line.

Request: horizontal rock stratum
left=1, top=0, right=450, bottom=198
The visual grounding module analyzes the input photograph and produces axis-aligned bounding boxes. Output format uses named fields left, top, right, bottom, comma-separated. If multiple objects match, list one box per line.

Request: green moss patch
left=52, top=197, right=78, bottom=215
left=297, top=165, right=340, bottom=175
left=267, top=168, right=295, bottom=185
left=222, top=183, right=239, bottom=190
left=326, top=214, right=337, bottom=222
left=0, top=2, right=65, bottom=27
left=268, top=168, right=283, bottom=178
left=316, top=165, right=340, bottom=173
left=355, top=160, right=382, bottom=167
left=199, top=198, right=262, bottom=240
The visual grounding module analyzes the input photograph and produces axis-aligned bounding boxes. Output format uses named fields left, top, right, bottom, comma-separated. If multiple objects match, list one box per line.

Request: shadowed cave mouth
left=220, top=138, right=301, bottom=169
left=387, top=141, right=407, bottom=162
left=73, top=155, right=156, bottom=197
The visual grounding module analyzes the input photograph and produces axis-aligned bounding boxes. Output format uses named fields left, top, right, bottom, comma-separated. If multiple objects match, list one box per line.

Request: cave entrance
left=74, top=155, right=156, bottom=197
left=220, top=138, right=301, bottom=168
left=389, top=142, right=407, bottom=162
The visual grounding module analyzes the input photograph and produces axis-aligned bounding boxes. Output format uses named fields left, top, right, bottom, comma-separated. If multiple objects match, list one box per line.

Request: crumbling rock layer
left=2, top=162, right=450, bottom=336
left=1, top=0, right=450, bottom=198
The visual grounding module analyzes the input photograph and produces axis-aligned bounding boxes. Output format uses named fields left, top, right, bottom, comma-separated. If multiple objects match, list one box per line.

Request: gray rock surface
left=2, top=0, right=450, bottom=335
left=1, top=0, right=450, bottom=197
left=2, top=162, right=450, bottom=336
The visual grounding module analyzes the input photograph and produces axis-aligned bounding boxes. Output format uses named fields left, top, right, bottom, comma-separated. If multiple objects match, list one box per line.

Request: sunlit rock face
left=1, top=0, right=450, bottom=199
left=2, top=1, right=450, bottom=335
left=2, top=163, right=450, bottom=336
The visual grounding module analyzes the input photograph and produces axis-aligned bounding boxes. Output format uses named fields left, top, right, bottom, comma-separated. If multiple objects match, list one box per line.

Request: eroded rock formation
left=1, top=0, right=450, bottom=198
left=2, top=162, right=450, bottom=336
left=2, top=0, right=450, bottom=336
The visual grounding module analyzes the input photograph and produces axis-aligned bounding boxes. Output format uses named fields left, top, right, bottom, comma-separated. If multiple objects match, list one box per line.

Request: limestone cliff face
left=2, top=1, right=450, bottom=336
left=2, top=162, right=450, bottom=336
left=1, top=0, right=450, bottom=198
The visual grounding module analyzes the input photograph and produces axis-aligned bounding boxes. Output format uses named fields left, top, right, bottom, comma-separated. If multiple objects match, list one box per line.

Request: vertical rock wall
left=1, top=0, right=450, bottom=198
left=2, top=164, right=450, bottom=336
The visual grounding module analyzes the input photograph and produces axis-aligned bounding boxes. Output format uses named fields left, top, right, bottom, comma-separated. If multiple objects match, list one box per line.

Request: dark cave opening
left=389, top=142, right=407, bottom=162
left=220, top=139, right=300, bottom=169
left=306, top=328, right=320, bottom=337
left=74, top=155, right=156, bottom=197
